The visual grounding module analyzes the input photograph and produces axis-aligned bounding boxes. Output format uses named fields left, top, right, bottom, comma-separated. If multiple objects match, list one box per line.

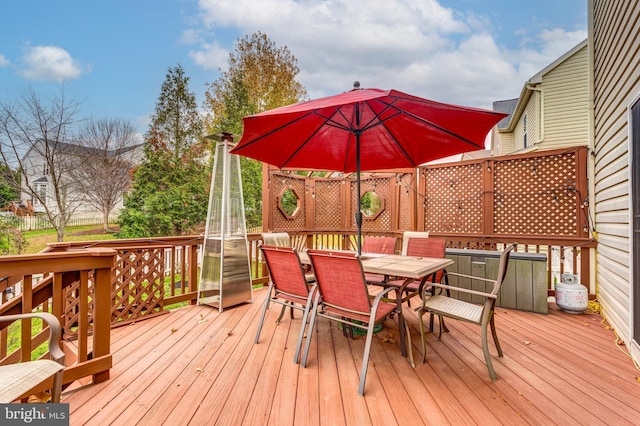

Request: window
left=277, top=188, right=300, bottom=219
left=523, top=114, right=528, bottom=148
left=34, top=183, right=47, bottom=206
left=360, top=191, right=384, bottom=219
left=43, top=163, right=50, bottom=175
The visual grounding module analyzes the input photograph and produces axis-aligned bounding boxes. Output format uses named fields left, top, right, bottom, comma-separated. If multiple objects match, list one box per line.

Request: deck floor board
left=63, top=288, right=640, bottom=425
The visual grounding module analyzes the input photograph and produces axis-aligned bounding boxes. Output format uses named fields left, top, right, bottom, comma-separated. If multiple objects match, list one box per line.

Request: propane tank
left=555, top=273, right=588, bottom=314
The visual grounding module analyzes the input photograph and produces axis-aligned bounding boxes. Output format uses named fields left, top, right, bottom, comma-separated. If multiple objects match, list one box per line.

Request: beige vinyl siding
left=525, top=98, right=539, bottom=148
left=592, top=0, right=640, bottom=355
left=542, top=45, right=590, bottom=147
left=512, top=99, right=539, bottom=151
left=499, top=132, right=514, bottom=155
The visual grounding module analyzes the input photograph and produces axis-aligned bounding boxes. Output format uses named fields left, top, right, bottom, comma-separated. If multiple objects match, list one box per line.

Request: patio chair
left=261, top=232, right=292, bottom=248
left=0, top=312, right=66, bottom=403
left=256, top=245, right=317, bottom=364
left=302, top=249, right=400, bottom=396
left=416, top=243, right=516, bottom=379
left=376, top=233, right=445, bottom=306
left=362, top=236, right=397, bottom=285
left=262, top=232, right=314, bottom=282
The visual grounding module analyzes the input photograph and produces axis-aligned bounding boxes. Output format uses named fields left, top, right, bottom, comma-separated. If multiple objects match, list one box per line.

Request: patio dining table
left=298, top=251, right=454, bottom=362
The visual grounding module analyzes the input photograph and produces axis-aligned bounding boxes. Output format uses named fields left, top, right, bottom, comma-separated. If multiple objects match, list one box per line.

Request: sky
left=0, top=0, right=588, bottom=137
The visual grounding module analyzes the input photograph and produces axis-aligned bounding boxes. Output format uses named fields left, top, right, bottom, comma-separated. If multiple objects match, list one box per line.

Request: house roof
left=492, top=99, right=518, bottom=130
left=21, top=139, right=144, bottom=162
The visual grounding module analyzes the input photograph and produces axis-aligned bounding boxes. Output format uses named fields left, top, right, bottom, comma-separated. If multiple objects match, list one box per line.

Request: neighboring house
left=590, top=0, right=640, bottom=365
left=492, top=39, right=589, bottom=156
left=20, top=140, right=143, bottom=216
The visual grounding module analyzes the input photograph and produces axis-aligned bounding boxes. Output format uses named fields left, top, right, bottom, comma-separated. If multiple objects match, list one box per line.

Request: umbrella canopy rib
left=374, top=118, right=417, bottom=167
left=280, top=118, right=329, bottom=169
left=239, top=111, right=316, bottom=150
left=313, top=109, right=355, bottom=132
left=399, top=108, right=482, bottom=148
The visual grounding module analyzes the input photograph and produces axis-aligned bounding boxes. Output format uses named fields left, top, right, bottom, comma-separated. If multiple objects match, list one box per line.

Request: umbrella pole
left=356, top=132, right=362, bottom=255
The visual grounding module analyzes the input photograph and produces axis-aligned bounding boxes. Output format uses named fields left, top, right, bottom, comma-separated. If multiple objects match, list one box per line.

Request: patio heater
left=197, top=132, right=253, bottom=312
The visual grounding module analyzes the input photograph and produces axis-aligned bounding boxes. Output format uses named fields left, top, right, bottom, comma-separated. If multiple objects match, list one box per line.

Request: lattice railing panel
left=112, top=249, right=164, bottom=323
left=494, top=152, right=577, bottom=235
left=63, top=272, right=95, bottom=339
left=315, top=180, right=343, bottom=229
left=398, top=173, right=414, bottom=230
left=422, top=163, right=484, bottom=233
left=272, top=174, right=306, bottom=229
left=350, top=177, right=392, bottom=230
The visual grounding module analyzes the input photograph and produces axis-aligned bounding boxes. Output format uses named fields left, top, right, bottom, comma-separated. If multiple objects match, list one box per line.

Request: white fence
left=0, top=214, right=117, bottom=232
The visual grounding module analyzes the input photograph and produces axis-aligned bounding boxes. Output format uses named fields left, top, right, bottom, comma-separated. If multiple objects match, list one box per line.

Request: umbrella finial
left=353, top=81, right=361, bottom=89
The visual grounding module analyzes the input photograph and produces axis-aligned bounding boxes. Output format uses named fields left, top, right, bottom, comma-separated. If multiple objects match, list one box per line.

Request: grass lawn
left=22, top=224, right=119, bottom=254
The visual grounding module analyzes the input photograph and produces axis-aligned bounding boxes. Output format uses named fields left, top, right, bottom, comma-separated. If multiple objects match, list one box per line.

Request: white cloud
left=189, top=41, right=229, bottom=71
left=0, top=54, right=9, bottom=67
left=189, top=0, right=587, bottom=108
left=20, top=45, right=86, bottom=82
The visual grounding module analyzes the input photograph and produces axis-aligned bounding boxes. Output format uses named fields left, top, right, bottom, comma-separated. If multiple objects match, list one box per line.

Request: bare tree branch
left=0, top=86, right=84, bottom=241
left=71, top=118, right=141, bottom=231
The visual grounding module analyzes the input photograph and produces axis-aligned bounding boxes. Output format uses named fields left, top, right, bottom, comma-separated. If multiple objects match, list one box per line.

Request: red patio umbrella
left=231, top=83, right=507, bottom=253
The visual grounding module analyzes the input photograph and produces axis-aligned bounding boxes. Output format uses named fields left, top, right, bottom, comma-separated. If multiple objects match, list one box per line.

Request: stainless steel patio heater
left=197, top=132, right=253, bottom=312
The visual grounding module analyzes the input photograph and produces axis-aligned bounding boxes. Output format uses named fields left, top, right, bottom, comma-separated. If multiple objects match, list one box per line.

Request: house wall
left=20, top=149, right=53, bottom=212
left=591, top=0, right=640, bottom=361
left=494, top=131, right=514, bottom=155
left=514, top=97, right=540, bottom=151
left=542, top=45, right=590, bottom=148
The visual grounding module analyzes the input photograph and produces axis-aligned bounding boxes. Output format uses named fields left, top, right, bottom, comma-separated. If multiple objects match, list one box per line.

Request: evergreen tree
left=0, top=165, right=19, bottom=208
left=118, top=65, right=207, bottom=237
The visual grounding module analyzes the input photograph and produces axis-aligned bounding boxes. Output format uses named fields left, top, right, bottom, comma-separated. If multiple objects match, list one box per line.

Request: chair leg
left=490, top=314, right=503, bottom=357
left=293, top=291, right=315, bottom=364
left=301, top=293, right=321, bottom=368
left=437, top=315, right=444, bottom=338
left=276, top=302, right=288, bottom=323
left=404, top=319, right=415, bottom=368
left=481, top=322, right=497, bottom=380
left=254, top=284, right=273, bottom=344
left=418, top=308, right=428, bottom=364
left=51, top=370, right=63, bottom=403
left=358, top=319, right=378, bottom=396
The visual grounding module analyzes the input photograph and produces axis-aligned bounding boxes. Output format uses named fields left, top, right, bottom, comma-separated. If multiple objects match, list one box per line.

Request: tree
left=70, top=118, right=141, bottom=231
left=204, top=32, right=307, bottom=229
left=118, top=65, right=207, bottom=238
left=0, top=164, right=19, bottom=207
left=0, top=217, right=27, bottom=254
left=0, top=87, right=84, bottom=241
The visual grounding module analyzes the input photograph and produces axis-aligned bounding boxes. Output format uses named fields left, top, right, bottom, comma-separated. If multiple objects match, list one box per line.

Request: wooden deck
left=63, top=287, right=640, bottom=425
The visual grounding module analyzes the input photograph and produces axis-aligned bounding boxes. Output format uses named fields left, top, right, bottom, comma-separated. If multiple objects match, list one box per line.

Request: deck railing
left=0, top=248, right=116, bottom=396
left=47, top=230, right=593, bottom=309
left=3, top=230, right=595, bottom=326
left=276, top=230, right=594, bottom=292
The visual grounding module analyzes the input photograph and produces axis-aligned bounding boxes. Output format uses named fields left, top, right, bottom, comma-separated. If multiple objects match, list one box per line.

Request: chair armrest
left=371, top=287, right=396, bottom=303
left=0, top=313, right=65, bottom=364
left=442, top=271, right=496, bottom=283
left=428, top=282, right=497, bottom=299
